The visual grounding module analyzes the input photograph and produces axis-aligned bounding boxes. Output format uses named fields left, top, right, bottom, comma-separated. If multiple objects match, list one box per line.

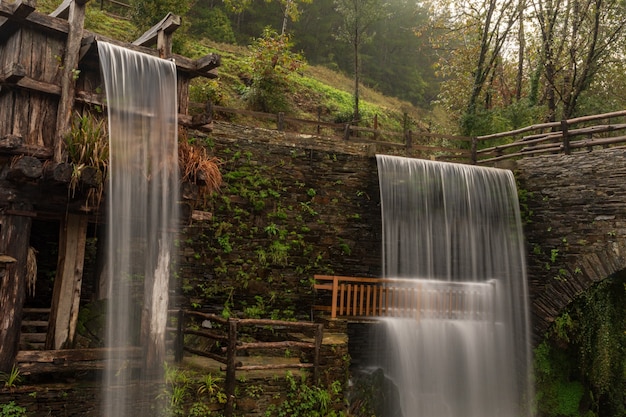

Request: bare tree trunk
left=516, top=0, right=526, bottom=101
left=353, top=24, right=360, bottom=124
left=0, top=206, right=32, bottom=373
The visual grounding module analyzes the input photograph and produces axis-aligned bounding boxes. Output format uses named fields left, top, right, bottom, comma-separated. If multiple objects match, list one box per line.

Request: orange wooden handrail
left=314, top=275, right=497, bottom=321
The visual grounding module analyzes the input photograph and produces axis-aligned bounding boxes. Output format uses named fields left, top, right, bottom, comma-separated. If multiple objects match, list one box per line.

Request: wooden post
left=277, top=112, right=285, bottom=131
left=224, top=319, right=238, bottom=417
left=471, top=136, right=478, bottom=164
left=561, top=119, right=570, bottom=155
left=317, top=107, right=321, bottom=134
left=53, top=0, right=89, bottom=163
left=313, top=323, right=323, bottom=384
left=46, top=214, right=88, bottom=349
left=174, top=309, right=184, bottom=363
left=0, top=204, right=33, bottom=373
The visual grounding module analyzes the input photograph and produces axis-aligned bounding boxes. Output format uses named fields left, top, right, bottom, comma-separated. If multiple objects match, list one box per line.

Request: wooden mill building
left=0, top=0, right=219, bottom=373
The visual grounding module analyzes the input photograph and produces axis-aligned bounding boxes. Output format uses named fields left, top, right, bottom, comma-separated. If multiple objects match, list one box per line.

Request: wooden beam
left=194, top=53, right=221, bottom=73
left=0, top=0, right=36, bottom=19
left=0, top=205, right=33, bottom=373
left=46, top=214, right=88, bottom=349
left=50, top=0, right=91, bottom=19
left=53, top=0, right=88, bottom=163
left=132, top=12, right=181, bottom=49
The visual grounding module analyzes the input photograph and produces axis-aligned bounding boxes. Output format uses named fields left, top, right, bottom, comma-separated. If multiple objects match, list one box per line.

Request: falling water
left=98, top=42, right=179, bottom=416
left=373, top=155, right=532, bottom=417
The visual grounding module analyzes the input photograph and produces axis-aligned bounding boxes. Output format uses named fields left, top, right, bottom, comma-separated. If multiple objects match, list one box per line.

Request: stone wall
left=176, top=122, right=384, bottom=319
left=515, top=148, right=626, bottom=340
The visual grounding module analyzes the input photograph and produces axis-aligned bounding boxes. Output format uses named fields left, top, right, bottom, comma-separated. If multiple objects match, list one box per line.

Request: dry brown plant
left=178, top=132, right=223, bottom=204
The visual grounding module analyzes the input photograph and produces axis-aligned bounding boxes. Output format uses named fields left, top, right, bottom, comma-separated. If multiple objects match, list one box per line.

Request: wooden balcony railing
left=314, top=275, right=496, bottom=321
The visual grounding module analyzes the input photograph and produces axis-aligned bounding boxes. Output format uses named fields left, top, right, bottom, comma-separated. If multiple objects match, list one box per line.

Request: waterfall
left=98, top=41, right=179, bottom=417
left=373, top=155, right=533, bottom=417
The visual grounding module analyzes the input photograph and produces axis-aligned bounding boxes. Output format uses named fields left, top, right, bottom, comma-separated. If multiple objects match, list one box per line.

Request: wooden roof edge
left=49, top=0, right=90, bottom=20
left=83, top=33, right=219, bottom=78
left=132, top=12, right=181, bottom=47
left=0, top=0, right=36, bottom=20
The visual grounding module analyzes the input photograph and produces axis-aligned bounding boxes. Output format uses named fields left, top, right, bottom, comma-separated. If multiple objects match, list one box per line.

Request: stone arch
left=513, top=148, right=626, bottom=341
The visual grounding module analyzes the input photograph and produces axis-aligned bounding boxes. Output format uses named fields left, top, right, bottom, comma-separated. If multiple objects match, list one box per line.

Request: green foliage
left=244, top=27, right=306, bottom=113
left=0, top=365, right=22, bottom=389
left=535, top=272, right=626, bottom=417
left=264, top=372, right=345, bottom=417
left=188, top=6, right=236, bottom=43
left=129, top=0, right=193, bottom=32
left=159, top=363, right=226, bottom=416
left=0, top=402, right=26, bottom=417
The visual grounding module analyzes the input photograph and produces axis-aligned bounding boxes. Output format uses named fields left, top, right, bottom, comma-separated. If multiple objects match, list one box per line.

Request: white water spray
left=373, top=155, right=533, bottom=417
left=98, top=41, right=179, bottom=417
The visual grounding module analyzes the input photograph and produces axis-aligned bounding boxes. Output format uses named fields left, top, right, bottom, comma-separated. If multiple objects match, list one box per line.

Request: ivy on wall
left=534, top=271, right=626, bottom=417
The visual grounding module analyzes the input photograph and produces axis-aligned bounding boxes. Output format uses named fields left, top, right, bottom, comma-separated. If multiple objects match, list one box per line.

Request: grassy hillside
left=37, top=0, right=431, bottom=138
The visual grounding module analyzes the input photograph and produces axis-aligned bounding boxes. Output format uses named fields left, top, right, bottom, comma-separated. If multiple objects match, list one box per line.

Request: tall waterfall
left=98, top=41, right=179, bottom=417
left=374, top=155, right=533, bottom=417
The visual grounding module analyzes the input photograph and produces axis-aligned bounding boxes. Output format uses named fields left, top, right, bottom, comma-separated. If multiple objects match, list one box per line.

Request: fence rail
left=314, top=275, right=497, bottom=321
left=170, top=309, right=324, bottom=417
left=203, top=103, right=626, bottom=165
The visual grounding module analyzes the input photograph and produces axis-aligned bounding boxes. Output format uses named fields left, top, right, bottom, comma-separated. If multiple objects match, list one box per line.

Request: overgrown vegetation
left=534, top=272, right=626, bottom=417
left=157, top=363, right=227, bottom=417
left=264, top=371, right=346, bottom=417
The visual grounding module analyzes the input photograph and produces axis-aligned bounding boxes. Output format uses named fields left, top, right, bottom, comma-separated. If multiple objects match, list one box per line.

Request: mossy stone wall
left=176, top=122, right=383, bottom=320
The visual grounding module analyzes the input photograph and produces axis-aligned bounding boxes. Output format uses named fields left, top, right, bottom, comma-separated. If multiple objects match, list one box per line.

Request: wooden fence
left=474, top=110, right=626, bottom=164
left=206, top=104, right=626, bottom=165
left=170, top=310, right=324, bottom=417
left=205, top=104, right=473, bottom=162
left=314, top=275, right=496, bottom=321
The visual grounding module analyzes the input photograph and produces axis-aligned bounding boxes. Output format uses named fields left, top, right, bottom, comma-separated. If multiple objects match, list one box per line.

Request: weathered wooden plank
left=50, top=0, right=90, bottom=19
left=54, top=0, right=87, bottom=163
left=132, top=12, right=180, bottom=49
left=46, top=214, right=88, bottom=349
left=0, top=206, right=33, bottom=373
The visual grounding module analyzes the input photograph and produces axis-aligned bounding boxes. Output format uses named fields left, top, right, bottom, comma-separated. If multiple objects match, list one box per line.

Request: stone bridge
left=514, top=148, right=626, bottom=339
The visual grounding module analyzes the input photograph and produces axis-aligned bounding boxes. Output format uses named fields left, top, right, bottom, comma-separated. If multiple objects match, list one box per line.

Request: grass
left=36, top=0, right=427, bottom=136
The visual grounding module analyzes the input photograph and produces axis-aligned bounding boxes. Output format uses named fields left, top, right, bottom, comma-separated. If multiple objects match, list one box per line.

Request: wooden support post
left=277, top=112, right=285, bottom=131
left=53, top=0, right=89, bottom=163
left=0, top=204, right=33, bottom=373
left=561, top=119, right=570, bottom=155
left=471, top=136, right=478, bottom=164
left=132, top=13, right=181, bottom=58
left=174, top=309, right=184, bottom=363
left=224, top=319, right=238, bottom=417
left=46, top=214, right=88, bottom=349
left=313, top=323, right=323, bottom=384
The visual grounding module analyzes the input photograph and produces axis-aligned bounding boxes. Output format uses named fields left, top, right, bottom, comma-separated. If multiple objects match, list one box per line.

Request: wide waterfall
left=98, top=42, right=179, bottom=416
left=373, top=155, right=533, bottom=417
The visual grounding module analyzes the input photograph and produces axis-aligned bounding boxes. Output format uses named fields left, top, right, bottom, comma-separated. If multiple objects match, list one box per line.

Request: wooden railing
left=170, top=310, right=324, bottom=417
left=475, top=110, right=626, bottom=164
left=204, top=103, right=626, bottom=165
left=314, top=275, right=496, bottom=321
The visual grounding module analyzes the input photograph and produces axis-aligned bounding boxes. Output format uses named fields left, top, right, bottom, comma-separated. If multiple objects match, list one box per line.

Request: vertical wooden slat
left=358, top=285, right=364, bottom=315
left=346, top=284, right=352, bottom=315
left=46, top=213, right=88, bottom=349
left=54, top=0, right=87, bottom=163
left=224, top=319, right=237, bottom=417
left=330, top=276, right=338, bottom=318
left=365, top=285, right=371, bottom=316
left=339, top=283, right=345, bottom=316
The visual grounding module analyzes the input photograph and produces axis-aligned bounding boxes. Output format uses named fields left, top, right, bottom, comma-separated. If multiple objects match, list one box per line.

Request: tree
left=530, top=0, right=626, bottom=120
left=129, top=0, right=193, bottom=32
left=427, top=0, right=521, bottom=134
left=244, top=27, right=306, bottom=112
left=333, top=0, right=383, bottom=124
